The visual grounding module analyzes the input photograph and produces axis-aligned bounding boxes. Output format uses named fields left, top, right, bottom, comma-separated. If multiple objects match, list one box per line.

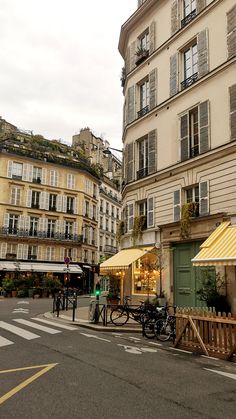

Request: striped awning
left=192, top=221, right=236, bottom=266
left=100, top=247, right=155, bottom=273
left=0, top=262, right=82, bottom=273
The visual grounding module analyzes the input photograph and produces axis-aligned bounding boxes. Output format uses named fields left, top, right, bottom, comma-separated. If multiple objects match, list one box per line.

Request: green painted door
left=174, top=241, right=202, bottom=308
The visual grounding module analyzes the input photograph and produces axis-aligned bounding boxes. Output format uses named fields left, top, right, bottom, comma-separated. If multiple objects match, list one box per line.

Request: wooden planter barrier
left=174, top=308, right=236, bottom=362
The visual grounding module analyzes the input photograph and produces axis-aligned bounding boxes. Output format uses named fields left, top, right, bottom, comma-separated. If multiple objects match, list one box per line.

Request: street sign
left=64, top=257, right=71, bottom=265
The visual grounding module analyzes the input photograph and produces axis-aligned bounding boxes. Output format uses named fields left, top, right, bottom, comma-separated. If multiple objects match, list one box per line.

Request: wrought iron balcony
left=32, top=177, right=41, bottom=184
left=137, top=167, right=148, bottom=180
left=135, top=49, right=149, bottom=66
left=0, top=227, right=83, bottom=243
left=104, top=245, right=117, bottom=254
left=181, top=72, right=198, bottom=90
left=137, top=105, right=149, bottom=119
left=181, top=10, right=197, bottom=28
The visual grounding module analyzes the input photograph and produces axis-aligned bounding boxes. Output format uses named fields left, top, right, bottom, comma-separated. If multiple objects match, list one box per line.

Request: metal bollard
left=72, top=292, right=76, bottom=322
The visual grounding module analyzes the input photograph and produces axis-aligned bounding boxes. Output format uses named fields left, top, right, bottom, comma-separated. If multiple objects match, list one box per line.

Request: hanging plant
left=116, top=220, right=125, bottom=243
left=132, top=215, right=147, bottom=244
left=180, top=202, right=199, bottom=238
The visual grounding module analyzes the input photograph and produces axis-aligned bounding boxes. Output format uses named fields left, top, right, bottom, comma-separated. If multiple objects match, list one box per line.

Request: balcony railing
left=181, top=72, right=198, bottom=90
left=32, top=177, right=41, bottom=184
left=135, top=49, right=149, bottom=66
left=190, top=144, right=199, bottom=158
left=104, top=245, right=117, bottom=254
left=0, top=228, right=83, bottom=243
left=137, top=105, right=149, bottom=119
left=31, top=203, right=40, bottom=209
left=181, top=10, right=197, bottom=28
left=137, top=167, right=148, bottom=180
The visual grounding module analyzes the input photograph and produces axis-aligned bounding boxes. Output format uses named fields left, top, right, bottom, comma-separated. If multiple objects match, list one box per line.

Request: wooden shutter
left=180, top=113, right=189, bottom=161
left=38, top=217, right=45, bottom=232
left=128, top=204, right=134, bottom=231
left=174, top=190, right=181, bottom=222
left=171, top=0, right=179, bottom=35
left=55, top=220, right=61, bottom=235
left=227, top=5, right=236, bottom=59
left=23, top=244, right=28, bottom=260
left=199, top=100, right=210, bottom=153
left=18, top=215, right=25, bottom=233
left=3, top=213, right=9, bottom=228
left=22, top=164, right=28, bottom=181
left=74, top=197, right=78, bottom=215
left=61, top=220, right=66, bottom=234
left=127, top=142, right=134, bottom=183
left=73, top=222, right=78, bottom=235
left=127, top=85, right=136, bottom=124
left=10, top=188, right=15, bottom=205
left=229, top=84, right=236, bottom=141
left=62, top=196, right=67, bottom=213
left=148, top=130, right=157, bottom=174
left=17, top=244, right=23, bottom=259
left=147, top=197, right=154, bottom=228
left=170, top=53, right=178, bottom=97
left=42, top=168, right=47, bottom=185
left=28, top=165, right=33, bottom=182
left=60, top=247, right=65, bottom=261
left=37, top=246, right=43, bottom=260
left=24, top=216, right=30, bottom=234
left=56, top=195, right=62, bottom=212
left=72, top=248, right=77, bottom=262
left=7, top=161, right=13, bottom=178
left=196, top=0, right=206, bottom=14
left=0, top=243, right=7, bottom=259
left=130, top=40, right=136, bottom=71
left=197, top=29, right=209, bottom=78
left=55, top=171, right=59, bottom=187
left=149, top=68, right=157, bottom=110
left=149, top=21, right=156, bottom=54
left=199, top=181, right=209, bottom=215
left=126, top=46, right=131, bottom=74
left=45, top=192, right=49, bottom=210
left=39, top=191, right=45, bottom=209
left=26, top=190, right=32, bottom=208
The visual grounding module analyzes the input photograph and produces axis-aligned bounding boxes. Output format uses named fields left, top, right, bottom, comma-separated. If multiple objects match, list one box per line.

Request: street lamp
left=103, top=146, right=122, bottom=155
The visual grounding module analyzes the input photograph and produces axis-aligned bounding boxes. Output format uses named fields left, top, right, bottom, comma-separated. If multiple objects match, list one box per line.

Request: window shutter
left=26, top=190, right=32, bottom=207
left=39, top=191, right=45, bottom=209
left=50, top=170, right=54, bottom=186
left=197, top=29, right=209, bottom=78
left=62, top=196, right=67, bottom=213
left=55, top=171, right=59, bottom=187
left=229, top=84, right=236, bottom=141
left=22, top=164, right=28, bottom=181
left=55, top=220, right=61, bottom=235
left=196, top=0, right=206, bottom=14
left=45, top=192, right=49, bottom=210
left=7, top=161, right=13, bottom=178
left=127, top=142, right=134, bottom=183
left=17, top=244, right=23, bottom=259
left=148, top=130, right=157, bottom=174
left=56, top=195, right=62, bottom=212
left=74, top=197, right=78, bottom=215
left=127, top=85, right=136, bottom=124
left=42, top=168, right=47, bottom=185
left=199, top=100, right=210, bottom=153
left=149, top=68, right=157, bottom=110
left=23, top=244, right=28, bottom=260
left=18, top=215, right=25, bottom=233
left=44, top=218, right=48, bottom=233
left=170, top=53, right=178, bottom=97
left=51, top=248, right=55, bottom=261
left=38, top=246, right=43, bottom=260
left=28, top=165, right=33, bottom=182
left=61, top=220, right=66, bottom=234
left=38, top=217, right=45, bottom=232
left=149, top=21, right=156, bottom=54
left=126, top=46, right=131, bottom=74
left=72, top=248, right=77, bottom=262
left=60, top=247, right=65, bottom=261
left=147, top=197, right=154, bottom=228
left=199, top=181, right=209, bottom=215
left=227, top=5, right=236, bottom=59
left=24, top=216, right=30, bottom=234
left=130, top=40, right=136, bottom=71
left=128, top=204, right=134, bottom=231
left=173, top=190, right=181, bottom=222
left=171, top=0, right=179, bottom=35
left=0, top=243, right=7, bottom=259
left=89, top=203, right=93, bottom=219
left=73, top=222, right=78, bottom=235
left=10, top=188, right=16, bottom=205
left=3, top=213, right=9, bottom=228
left=180, top=113, right=189, bottom=161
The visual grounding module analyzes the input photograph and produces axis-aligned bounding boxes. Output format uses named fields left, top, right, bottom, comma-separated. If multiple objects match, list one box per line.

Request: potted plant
left=2, top=277, right=16, bottom=297
left=135, top=46, right=149, bottom=65
left=197, top=270, right=231, bottom=313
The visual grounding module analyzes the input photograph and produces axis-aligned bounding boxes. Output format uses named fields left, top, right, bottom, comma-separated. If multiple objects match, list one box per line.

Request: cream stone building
left=109, top=0, right=236, bottom=309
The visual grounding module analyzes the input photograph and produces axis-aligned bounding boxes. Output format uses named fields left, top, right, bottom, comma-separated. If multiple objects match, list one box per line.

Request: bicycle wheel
left=110, top=308, right=129, bottom=326
left=155, top=319, right=172, bottom=341
left=143, top=318, right=156, bottom=339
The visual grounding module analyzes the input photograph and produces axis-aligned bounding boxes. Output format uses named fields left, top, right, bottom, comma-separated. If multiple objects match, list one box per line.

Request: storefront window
left=133, top=252, right=158, bottom=295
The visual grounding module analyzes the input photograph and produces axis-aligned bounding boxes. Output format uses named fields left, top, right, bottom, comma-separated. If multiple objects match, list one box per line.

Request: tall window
left=140, top=31, right=149, bottom=51
left=30, top=217, right=39, bottom=237
left=138, top=137, right=148, bottom=178
left=10, top=187, right=21, bottom=206
left=7, top=244, right=17, bottom=257
left=28, top=246, right=37, bottom=260
left=31, top=191, right=40, bottom=209
left=189, top=107, right=199, bottom=157
left=182, top=43, right=198, bottom=89
left=33, top=167, right=42, bottom=183
left=183, top=0, right=196, bottom=17
left=47, top=219, right=56, bottom=238
left=67, top=197, right=74, bottom=214
left=12, top=162, right=23, bottom=180
left=186, top=185, right=199, bottom=217
left=139, top=80, right=149, bottom=115
left=49, top=194, right=57, bottom=211
left=65, top=221, right=73, bottom=239
left=9, top=214, right=19, bottom=234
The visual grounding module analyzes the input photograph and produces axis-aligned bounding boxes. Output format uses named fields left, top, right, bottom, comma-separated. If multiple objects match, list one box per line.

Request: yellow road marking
left=0, top=363, right=58, bottom=405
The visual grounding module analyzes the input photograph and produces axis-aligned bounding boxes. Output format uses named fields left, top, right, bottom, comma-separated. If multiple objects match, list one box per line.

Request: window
left=49, top=194, right=57, bottom=211
left=9, top=214, right=19, bottom=234
left=85, top=201, right=89, bottom=217
left=111, top=221, right=114, bottom=234
left=181, top=43, right=198, bottom=89
left=10, top=187, right=21, bottom=206
left=33, top=167, right=42, bottom=184
left=65, top=221, right=73, bottom=239
left=6, top=244, right=17, bottom=258
left=137, top=137, right=148, bottom=179
left=12, top=162, right=23, bottom=180
left=106, top=202, right=109, bottom=215
left=185, top=185, right=199, bottom=217
left=47, top=219, right=56, bottom=239
left=138, top=80, right=149, bottom=118
left=99, top=235, right=103, bottom=251
left=91, top=228, right=96, bottom=245
left=93, top=184, right=97, bottom=198
left=67, top=197, right=74, bottom=214
left=84, top=249, right=88, bottom=262
left=128, top=204, right=134, bottom=231
left=111, top=205, right=114, bottom=217
left=50, top=170, right=58, bottom=187
left=46, top=247, right=55, bottom=261
left=28, top=245, right=37, bottom=260
left=181, top=0, right=196, bottom=27
left=100, top=216, right=103, bottom=229
left=100, top=200, right=103, bottom=212
left=67, top=174, right=75, bottom=189
left=106, top=218, right=109, bottom=231
left=92, top=205, right=97, bottom=220
left=189, top=107, right=199, bottom=157
left=31, top=191, right=40, bottom=209
left=136, top=29, right=149, bottom=66
left=138, top=201, right=147, bottom=230
left=92, top=252, right=95, bottom=264
left=30, top=217, right=39, bottom=237
left=117, top=209, right=120, bottom=220
left=140, top=31, right=149, bottom=52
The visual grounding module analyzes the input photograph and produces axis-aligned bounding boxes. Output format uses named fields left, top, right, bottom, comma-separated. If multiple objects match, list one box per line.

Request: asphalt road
left=0, top=298, right=236, bottom=419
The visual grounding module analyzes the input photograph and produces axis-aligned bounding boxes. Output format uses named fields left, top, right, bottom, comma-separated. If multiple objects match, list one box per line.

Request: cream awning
left=100, top=247, right=155, bottom=273
left=192, top=221, right=236, bottom=266
left=0, top=262, right=82, bottom=273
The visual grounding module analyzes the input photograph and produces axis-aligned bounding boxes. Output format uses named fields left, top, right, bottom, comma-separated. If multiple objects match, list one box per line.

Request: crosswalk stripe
left=0, top=336, right=14, bottom=347
left=13, top=319, right=61, bottom=334
left=31, top=318, right=77, bottom=331
left=0, top=321, right=40, bottom=340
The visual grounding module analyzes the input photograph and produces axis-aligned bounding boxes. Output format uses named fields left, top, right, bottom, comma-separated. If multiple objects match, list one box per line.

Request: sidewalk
left=44, top=305, right=142, bottom=333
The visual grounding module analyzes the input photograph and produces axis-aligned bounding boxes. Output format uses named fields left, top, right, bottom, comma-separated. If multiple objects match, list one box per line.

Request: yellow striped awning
left=192, top=222, right=236, bottom=266
left=100, top=247, right=155, bottom=273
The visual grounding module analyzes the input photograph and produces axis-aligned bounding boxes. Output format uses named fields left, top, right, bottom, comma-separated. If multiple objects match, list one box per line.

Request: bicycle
left=110, top=297, right=151, bottom=326
left=155, top=305, right=176, bottom=342
left=142, top=306, right=165, bottom=339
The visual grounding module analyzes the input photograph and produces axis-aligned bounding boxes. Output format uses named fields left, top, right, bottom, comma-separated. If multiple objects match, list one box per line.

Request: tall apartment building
left=0, top=120, right=100, bottom=293
left=102, top=0, right=236, bottom=309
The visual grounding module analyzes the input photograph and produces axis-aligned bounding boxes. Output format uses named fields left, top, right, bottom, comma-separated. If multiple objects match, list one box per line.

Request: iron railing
left=181, top=9, right=197, bottom=28
left=137, top=105, right=149, bottom=119
left=0, top=227, right=83, bottom=243
left=181, top=72, right=198, bottom=90
left=137, top=167, right=148, bottom=180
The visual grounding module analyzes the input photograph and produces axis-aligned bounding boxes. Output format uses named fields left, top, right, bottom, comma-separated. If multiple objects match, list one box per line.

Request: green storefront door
left=174, top=241, right=202, bottom=308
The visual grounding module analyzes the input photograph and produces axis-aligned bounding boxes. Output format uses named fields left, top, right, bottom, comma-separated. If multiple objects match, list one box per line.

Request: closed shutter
left=130, top=40, right=136, bottom=71
left=42, top=168, right=47, bottom=185
left=44, top=218, right=48, bottom=234
left=55, top=171, right=59, bottom=187
left=61, top=220, right=66, bottom=234
left=18, top=215, right=25, bottom=234
left=55, top=220, right=61, bottom=236
left=10, top=188, right=15, bottom=205
left=170, top=53, right=178, bottom=97
left=229, top=84, right=236, bottom=141
left=38, top=218, right=45, bottom=232
left=7, top=161, right=13, bottom=178
left=149, top=68, right=157, bottom=110
left=227, top=5, right=236, bottom=59
left=45, top=192, right=49, bottom=210
left=147, top=197, right=154, bottom=228
left=26, top=190, right=32, bottom=208
left=74, top=197, right=78, bottom=214
left=199, top=100, right=210, bottom=153
left=37, top=246, right=43, bottom=260
left=126, top=46, right=131, bottom=74
left=149, top=21, right=156, bottom=54
left=127, top=85, right=136, bottom=124
left=24, top=216, right=30, bottom=234
left=171, top=0, right=179, bottom=35
left=62, top=196, right=67, bottom=213
left=22, top=164, right=28, bottom=181
left=180, top=113, right=189, bottom=161
left=197, top=29, right=209, bottom=78
left=23, top=244, right=28, bottom=260
left=56, top=195, right=62, bottom=212
left=199, top=181, right=209, bottom=215
left=51, top=248, right=55, bottom=261
left=196, top=0, right=206, bottom=13
left=39, top=191, right=45, bottom=209
left=17, top=244, right=23, bottom=259
left=124, top=145, right=128, bottom=183
left=174, top=190, right=181, bottom=222
left=60, top=247, right=65, bottom=261
left=73, top=222, right=78, bottom=235
left=72, top=248, right=77, bottom=262
left=148, top=130, right=157, bottom=174
left=28, top=165, right=33, bottom=182
left=127, top=142, right=134, bottom=183
left=89, top=203, right=93, bottom=219
left=0, top=243, right=7, bottom=258
left=50, top=170, right=55, bottom=186
left=3, top=213, right=9, bottom=228
left=128, top=204, right=134, bottom=231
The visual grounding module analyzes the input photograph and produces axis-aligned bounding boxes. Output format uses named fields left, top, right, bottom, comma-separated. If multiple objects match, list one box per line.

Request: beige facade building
left=115, top=0, right=236, bottom=309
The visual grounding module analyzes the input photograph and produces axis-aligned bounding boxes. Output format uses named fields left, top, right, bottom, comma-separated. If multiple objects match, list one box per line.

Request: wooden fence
left=174, top=308, right=236, bottom=362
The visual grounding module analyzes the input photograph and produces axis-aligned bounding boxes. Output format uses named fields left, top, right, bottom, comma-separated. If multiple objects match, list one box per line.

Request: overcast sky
left=0, top=0, right=137, bottom=149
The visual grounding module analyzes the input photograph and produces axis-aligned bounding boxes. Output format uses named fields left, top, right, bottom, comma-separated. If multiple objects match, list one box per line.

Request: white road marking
left=149, top=342, right=163, bottom=347
left=31, top=318, right=77, bottom=331
left=201, top=355, right=219, bottom=361
left=0, top=336, right=14, bottom=347
left=13, top=319, right=61, bottom=335
left=139, top=347, right=158, bottom=353
left=0, top=321, right=40, bottom=340
left=12, top=308, right=29, bottom=314
left=80, top=333, right=111, bottom=342
left=169, top=347, right=192, bottom=354
left=128, top=337, right=141, bottom=341
left=118, top=344, right=158, bottom=355
left=17, top=301, right=29, bottom=305
left=204, top=368, right=236, bottom=381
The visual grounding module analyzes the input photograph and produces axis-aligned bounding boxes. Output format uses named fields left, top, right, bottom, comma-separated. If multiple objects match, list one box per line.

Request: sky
left=0, top=0, right=137, bottom=149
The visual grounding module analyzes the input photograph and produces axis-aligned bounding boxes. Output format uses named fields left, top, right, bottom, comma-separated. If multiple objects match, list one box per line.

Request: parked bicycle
left=155, top=305, right=176, bottom=342
left=110, top=296, right=156, bottom=326
left=142, top=306, right=165, bottom=339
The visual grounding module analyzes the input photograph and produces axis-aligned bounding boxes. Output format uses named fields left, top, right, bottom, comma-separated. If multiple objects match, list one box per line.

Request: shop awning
left=100, top=247, right=155, bottom=273
left=192, top=221, right=236, bottom=266
left=0, top=262, right=83, bottom=273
